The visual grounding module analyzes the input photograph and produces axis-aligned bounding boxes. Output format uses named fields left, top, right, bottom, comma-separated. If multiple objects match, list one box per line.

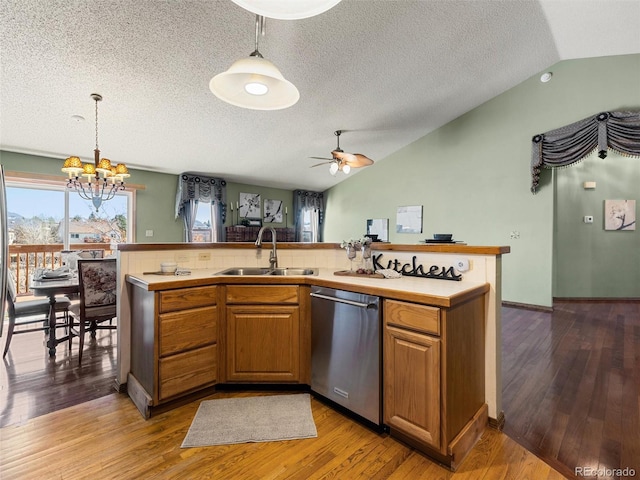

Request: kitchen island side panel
left=130, top=285, right=157, bottom=400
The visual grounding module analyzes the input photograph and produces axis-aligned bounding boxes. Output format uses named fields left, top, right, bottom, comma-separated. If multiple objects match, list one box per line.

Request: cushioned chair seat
left=3, top=273, right=73, bottom=358
left=13, top=296, right=71, bottom=316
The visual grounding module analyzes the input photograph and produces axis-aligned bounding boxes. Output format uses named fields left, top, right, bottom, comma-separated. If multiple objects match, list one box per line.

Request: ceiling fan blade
left=310, top=161, right=332, bottom=168
left=345, top=154, right=374, bottom=167
left=309, top=156, right=333, bottom=161
left=332, top=150, right=357, bottom=163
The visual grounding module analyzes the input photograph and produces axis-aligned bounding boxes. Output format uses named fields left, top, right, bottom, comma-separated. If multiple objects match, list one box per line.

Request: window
left=192, top=201, right=212, bottom=243
left=6, top=180, right=133, bottom=249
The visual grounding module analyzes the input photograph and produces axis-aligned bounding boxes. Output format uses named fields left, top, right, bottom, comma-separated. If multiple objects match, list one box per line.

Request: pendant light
left=209, top=15, right=299, bottom=110
left=230, top=0, right=341, bottom=20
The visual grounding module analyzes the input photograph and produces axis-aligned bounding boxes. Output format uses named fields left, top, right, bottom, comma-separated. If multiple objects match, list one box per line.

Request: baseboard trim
left=488, top=411, right=505, bottom=431
left=113, top=379, right=127, bottom=394
left=554, top=297, right=640, bottom=303
left=502, top=301, right=553, bottom=312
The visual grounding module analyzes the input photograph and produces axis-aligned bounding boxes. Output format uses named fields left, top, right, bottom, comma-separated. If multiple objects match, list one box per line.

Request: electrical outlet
left=176, top=254, right=189, bottom=262
left=145, top=229, right=153, bottom=237
left=510, top=231, right=520, bottom=239
left=198, top=252, right=211, bottom=261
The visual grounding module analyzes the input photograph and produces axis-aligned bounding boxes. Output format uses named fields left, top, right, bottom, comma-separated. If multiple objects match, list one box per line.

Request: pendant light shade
left=210, top=15, right=299, bottom=110
left=209, top=56, right=299, bottom=110
left=231, top=0, right=341, bottom=19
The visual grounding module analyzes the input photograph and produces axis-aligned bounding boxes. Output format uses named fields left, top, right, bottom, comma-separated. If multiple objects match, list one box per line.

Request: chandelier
left=61, top=93, right=129, bottom=211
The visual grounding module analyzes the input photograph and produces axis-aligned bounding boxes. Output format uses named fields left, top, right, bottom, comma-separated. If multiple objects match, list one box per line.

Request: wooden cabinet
left=224, top=285, right=302, bottom=383
left=383, top=297, right=487, bottom=469
left=129, top=285, right=218, bottom=417
left=385, top=322, right=441, bottom=449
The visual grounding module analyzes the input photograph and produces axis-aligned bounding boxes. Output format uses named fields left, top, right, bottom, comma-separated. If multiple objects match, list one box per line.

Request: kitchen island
left=124, top=245, right=501, bottom=469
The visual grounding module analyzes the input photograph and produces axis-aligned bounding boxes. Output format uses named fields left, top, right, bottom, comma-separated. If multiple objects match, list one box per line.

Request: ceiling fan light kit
left=210, top=15, right=299, bottom=110
left=310, top=130, right=374, bottom=176
left=230, top=0, right=342, bottom=20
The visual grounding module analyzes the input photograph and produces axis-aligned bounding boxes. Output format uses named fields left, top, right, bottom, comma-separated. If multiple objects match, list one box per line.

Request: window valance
left=175, top=173, right=227, bottom=220
left=531, top=111, right=640, bottom=193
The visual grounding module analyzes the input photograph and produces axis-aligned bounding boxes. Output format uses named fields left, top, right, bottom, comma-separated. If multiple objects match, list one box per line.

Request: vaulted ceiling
left=1, top=1, right=639, bottom=191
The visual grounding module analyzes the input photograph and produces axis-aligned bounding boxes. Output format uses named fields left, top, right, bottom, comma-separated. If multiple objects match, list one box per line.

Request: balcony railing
left=8, top=243, right=113, bottom=296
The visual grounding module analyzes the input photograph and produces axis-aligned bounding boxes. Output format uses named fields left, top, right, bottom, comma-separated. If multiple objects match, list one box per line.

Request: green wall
left=554, top=150, right=640, bottom=297
left=225, top=182, right=294, bottom=228
left=0, top=150, right=184, bottom=242
left=322, top=54, right=640, bottom=307
left=0, top=151, right=295, bottom=242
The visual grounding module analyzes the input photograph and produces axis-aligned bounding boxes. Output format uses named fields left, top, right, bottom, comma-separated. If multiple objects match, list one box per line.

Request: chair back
left=5, top=272, right=17, bottom=316
left=77, top=259, right=117, bottom=322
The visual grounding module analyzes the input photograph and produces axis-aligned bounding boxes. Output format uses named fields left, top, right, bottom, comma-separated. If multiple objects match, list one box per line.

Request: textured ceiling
left=1, top=0, right=639, bottom=191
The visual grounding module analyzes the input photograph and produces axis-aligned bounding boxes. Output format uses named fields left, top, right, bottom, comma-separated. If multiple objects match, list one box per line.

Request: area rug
left=181, top=394, right=317, bottom=447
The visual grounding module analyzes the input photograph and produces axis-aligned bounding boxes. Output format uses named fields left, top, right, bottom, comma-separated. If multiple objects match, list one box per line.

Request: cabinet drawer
left=159, top=344, right=217, bottom=400
left=159, top=286, right=217, bottom=313
left=384, top=300, right=440, bottom=336
left=159, top=306, right=217, bottom=356
left=226, top=285, right=299, bottom=304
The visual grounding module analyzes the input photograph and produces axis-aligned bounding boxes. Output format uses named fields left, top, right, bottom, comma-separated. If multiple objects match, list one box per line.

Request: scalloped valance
left=175, top=173, right=227, bottom=219
left=531, top=111, right=640, bottom=193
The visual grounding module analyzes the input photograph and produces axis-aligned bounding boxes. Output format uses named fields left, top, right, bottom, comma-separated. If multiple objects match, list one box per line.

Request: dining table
left=30, top=275, right=79, bottom=356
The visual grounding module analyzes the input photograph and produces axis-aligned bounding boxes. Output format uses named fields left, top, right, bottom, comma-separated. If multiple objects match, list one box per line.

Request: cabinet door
left=384, top=325, right=441, bottom=450
left=226, top=305, right=299, bottom=382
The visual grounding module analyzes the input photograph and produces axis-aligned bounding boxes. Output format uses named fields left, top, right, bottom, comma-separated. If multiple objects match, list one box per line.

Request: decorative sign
left=372, top=253, right=462, bottom=281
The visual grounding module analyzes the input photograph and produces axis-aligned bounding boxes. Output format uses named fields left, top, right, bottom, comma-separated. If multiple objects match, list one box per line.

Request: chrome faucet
left=255, top=226, right=278, bottom=268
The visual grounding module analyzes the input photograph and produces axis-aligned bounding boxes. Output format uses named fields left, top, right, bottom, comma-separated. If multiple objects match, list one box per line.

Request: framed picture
left=367, top=218, right=389, bottom=241
left=604, top=199, right=636, bottom=230
left=239, top=192, right=261, bottom=219
left=263, top=199, right=283, bottom=223
left=396, top=205, right=423, bottom=233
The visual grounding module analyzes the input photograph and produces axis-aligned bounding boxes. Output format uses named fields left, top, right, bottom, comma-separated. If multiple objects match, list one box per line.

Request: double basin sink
left=215, top=267, right=318, bottom=276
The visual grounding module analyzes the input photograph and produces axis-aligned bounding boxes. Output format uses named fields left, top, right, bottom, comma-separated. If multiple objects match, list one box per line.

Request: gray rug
left=181, top=394, right=317, bottom=447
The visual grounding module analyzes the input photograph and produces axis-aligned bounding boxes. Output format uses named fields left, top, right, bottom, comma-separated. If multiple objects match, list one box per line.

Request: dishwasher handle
left=310, top=292, right=378, bottom=309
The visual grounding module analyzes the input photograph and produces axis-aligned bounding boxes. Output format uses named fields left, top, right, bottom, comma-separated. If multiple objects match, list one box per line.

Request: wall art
left=263, top=199, right=283, bottom=223
left=604, top=199, right=636, bottom=230
left=239, top=192, right=261, bottom=219
left=396, top=205, right=423, bottom=234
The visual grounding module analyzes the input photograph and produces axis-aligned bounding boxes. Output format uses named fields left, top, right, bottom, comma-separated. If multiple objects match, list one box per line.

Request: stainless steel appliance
left=310, top=286, right=382, bottom=427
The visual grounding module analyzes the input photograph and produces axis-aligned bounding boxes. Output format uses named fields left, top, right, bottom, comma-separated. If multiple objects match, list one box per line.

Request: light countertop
left=126, top=268, right=489, bottom=308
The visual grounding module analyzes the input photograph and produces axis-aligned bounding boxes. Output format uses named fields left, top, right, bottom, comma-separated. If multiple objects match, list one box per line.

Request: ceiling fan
left=310, top=130, right=374, bottom=175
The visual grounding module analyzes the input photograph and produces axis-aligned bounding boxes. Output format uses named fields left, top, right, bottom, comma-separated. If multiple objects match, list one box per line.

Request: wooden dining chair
left=72, top=259, right=117, bottom=364
left=3, top=273, right=72, bottom=358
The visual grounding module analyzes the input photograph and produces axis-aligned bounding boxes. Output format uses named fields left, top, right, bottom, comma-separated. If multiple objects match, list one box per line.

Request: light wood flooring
left=4, top=300, right=637, bottom=479
left=1, top=390, right=565, bottom=480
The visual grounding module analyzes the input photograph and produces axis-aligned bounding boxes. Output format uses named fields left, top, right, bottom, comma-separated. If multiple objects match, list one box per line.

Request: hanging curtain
left=176, top=173, right=227, bottom=242
left=293, top=190, right=324, bottom=242
left=181, top=199, right=198, bottom=242
left=531, top=111, right=640, bottom=193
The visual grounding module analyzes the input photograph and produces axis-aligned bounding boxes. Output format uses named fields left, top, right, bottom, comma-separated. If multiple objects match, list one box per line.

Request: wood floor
left=1, top=390, right=565, bottom=480
left=2, top=300, right=637, bottom=479
left=502, top=300, right=640, bottom=480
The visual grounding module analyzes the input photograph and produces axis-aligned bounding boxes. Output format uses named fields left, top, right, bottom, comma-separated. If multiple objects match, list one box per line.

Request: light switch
left=583, top=181, right=596, bottom=189
left=584, top=216, right=594, bottom=224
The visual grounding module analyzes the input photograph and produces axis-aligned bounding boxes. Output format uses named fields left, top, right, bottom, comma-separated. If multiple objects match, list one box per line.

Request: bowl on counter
left=433, top=234, right=453, bottom=241
left=160, top=262, right=178, bottom=273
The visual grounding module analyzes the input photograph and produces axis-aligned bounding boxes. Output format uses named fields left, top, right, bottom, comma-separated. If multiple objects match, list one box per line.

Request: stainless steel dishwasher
left=310, top=286, right=382, bottom=427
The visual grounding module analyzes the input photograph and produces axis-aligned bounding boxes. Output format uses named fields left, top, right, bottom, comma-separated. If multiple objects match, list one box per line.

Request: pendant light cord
left=251, top=15, right=265, bottom=58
